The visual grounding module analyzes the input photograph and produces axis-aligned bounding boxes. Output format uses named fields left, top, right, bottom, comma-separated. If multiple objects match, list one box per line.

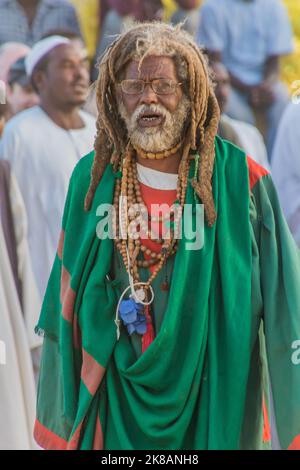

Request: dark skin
left=110, top=0, right=163, bottom=21
left=17, top=0, right=40, bottom=27
left=120, top=56, right=184, bottom=174
left=107, top=0, right=136, bottom=17
left=207, top=51, right=279, bottom=110
left=175, top=0, right=199, bottom=10
left=33, top=44, right=90, bottom=130
left=136, top=0, right=163, bottom=21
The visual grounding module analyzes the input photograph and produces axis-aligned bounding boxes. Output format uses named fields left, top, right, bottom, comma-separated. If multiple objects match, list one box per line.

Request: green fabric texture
left=35, top=136, right=300, bottom=450
left=249, top=175, right=300, bottom=450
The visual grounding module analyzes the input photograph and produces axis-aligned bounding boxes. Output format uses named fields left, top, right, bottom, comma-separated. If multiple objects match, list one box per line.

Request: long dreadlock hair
left=84, top=22, right=220, bottom=226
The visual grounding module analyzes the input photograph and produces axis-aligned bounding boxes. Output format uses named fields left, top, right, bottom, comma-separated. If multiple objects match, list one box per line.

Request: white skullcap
left=25, top=36, right=71, bottom=77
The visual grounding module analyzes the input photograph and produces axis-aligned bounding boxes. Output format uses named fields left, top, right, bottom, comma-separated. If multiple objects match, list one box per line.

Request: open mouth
left=138, top=112, right=165, bottom=128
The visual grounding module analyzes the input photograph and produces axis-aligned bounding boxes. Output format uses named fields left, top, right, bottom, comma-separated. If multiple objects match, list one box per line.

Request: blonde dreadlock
left=84, top=22, right=220, bottom=226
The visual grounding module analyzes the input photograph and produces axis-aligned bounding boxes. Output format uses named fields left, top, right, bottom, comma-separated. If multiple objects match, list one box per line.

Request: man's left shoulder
left=246, top=156, right=269, bottom=190
left=215, top=136, right=269, bottom=189
left=65, top=151, right=95, bottom=211
left=215, top=134, right=246, bottom=163
left=73, top=150, right=95, bottom=184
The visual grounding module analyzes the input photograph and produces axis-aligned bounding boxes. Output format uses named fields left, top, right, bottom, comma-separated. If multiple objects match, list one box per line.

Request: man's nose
left=75, top=64, right=89, bottom=82
left=139, top=83, right=158, bottom=105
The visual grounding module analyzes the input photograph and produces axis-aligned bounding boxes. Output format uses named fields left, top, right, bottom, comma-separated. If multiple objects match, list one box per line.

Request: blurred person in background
left=171, top=0, right=202, bottom=37
left=272, top=102, right=300, bottom=247
left=197, top=0, right=294, bottom=157
left=0, top=158, right=41, bottom=449
left=0, top=42, right=31, bottom=124
left=69, top=0, right=100, bottom=63
left=92, top=0, right=136, bottom=80
left=93, top=0, right=163, bottom=80
left=0, top=36, right=95, bottom=298
left=6, top=56, right=40, bottom=119
left=41, top=28, right=99, bottom=117
left=140, top=0, right=163, bottom=21
left=42, top=29, right=87, bottom=51
left=0, top=0, right=82, bottom=46
left=212, top=61, right=269, bottom=170
left=0, top=41, right=30, bottom=84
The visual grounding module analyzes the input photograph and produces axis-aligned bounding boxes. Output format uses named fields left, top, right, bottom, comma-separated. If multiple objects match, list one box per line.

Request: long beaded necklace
left=113, top=143, right=190, bottom=343
left=114, top=147, right=189, bottom=285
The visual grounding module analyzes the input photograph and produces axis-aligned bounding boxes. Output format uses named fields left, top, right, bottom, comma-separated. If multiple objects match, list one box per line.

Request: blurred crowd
left=0, top=0, right=299, bottom=450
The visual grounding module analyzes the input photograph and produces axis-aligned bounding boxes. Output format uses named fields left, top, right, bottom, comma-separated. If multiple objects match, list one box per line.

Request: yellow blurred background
left=281, top=0, right=300, bottom=91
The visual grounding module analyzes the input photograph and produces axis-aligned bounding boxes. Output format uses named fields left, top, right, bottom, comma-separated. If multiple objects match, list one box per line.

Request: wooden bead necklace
left=133, top=140, right=183, bottom=160
left=114, top=145, right=189, bottom=293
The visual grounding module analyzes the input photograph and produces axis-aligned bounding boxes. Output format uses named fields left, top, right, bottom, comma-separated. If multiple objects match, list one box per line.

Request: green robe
left=34, top=137, right=300, bottom=450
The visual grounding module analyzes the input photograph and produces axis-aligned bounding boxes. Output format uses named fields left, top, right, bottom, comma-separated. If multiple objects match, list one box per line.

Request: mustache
left=132, top=104, right=169, bottom=123
left=118, top=94, right=191, bottom=152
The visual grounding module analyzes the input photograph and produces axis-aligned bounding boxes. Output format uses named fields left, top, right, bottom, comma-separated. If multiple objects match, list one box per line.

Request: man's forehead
left=125, top=56, right=177, bottom=78
left=48, top=43, right=87, bottom=62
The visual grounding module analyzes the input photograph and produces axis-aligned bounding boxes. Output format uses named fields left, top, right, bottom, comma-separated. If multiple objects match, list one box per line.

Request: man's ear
left=32, top=69, right=46, bottom=94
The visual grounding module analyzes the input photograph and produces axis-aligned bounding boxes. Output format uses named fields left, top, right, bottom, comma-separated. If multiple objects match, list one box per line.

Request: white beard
left=118, top=95, right=191, bottom=152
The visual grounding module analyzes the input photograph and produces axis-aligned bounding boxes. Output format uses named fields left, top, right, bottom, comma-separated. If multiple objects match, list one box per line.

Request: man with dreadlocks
left=34, top=23, right=300, bottom=450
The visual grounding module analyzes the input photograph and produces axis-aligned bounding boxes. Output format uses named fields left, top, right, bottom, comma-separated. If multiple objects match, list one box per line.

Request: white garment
left=8, top=171, right=42, bottom=350
left=272, top=103, right=300, bottom=247
left=0, top=225, right=37, bottom=449
left=0, top=106, right=95, bottom=297
left=222, top=114, right=270, bottom=170
left=137, top=163, right=178, bottom=190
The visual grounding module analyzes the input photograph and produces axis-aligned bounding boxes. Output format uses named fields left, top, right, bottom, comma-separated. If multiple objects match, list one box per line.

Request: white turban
left=25, top=36, right=71, bottom=77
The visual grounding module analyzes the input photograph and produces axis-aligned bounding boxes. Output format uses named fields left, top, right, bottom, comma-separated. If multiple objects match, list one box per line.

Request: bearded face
left=118, top=56, right=191, bottom=152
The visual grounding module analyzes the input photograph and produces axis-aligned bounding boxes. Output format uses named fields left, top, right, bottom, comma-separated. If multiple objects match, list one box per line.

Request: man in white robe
left=0, top=162, right=41, bottom=449
left=0, top=36, right=95, bottom=297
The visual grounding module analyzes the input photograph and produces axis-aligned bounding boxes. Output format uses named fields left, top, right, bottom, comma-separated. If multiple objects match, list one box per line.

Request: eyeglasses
left=119, top=78, right=182, bottom=95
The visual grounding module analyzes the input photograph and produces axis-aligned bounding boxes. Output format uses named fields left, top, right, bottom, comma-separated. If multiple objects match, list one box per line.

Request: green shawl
left=34, top=137, right=254, bottom=450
